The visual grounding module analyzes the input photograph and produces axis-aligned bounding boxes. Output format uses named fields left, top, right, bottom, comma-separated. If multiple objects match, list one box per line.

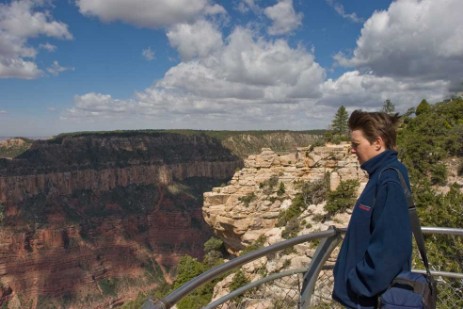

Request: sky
left=0, top=0, right=462, bottom=137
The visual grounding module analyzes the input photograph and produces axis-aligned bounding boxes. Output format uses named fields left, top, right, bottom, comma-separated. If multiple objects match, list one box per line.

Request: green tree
left=381, top=99, right=395, bottom=114
left=415, top=99, right=431, bottom=116
left=327, top=105, right=349, bottom=143
left=173, top=256, right=212, bottom=309
left=331, top=105, right=349, bottom=136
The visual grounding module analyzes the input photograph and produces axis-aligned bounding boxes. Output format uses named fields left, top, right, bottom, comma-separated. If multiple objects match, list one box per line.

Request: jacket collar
left=360, top=149, right=398, bottom=176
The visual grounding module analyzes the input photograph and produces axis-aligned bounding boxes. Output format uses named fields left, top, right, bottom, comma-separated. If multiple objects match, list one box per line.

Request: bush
left=98, top=278, right=117, bottom=296
left=238, top=192, right=256, bottom=207
left=259, top=176, right=279, bottom=195
left=229, top=269, right=249, bottom=291
left=300, top=174, right=329, bottom=206
left=276, top=182, right=285, bottom=196
left=173, top=256, right=212, bottom=309
left=324, top=179, right=359, bottom=216
left=277, top=194, right=304, bottom=227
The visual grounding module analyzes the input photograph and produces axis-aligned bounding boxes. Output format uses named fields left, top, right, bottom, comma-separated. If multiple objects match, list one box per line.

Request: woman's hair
left=348, top=110, right=401, bottom=150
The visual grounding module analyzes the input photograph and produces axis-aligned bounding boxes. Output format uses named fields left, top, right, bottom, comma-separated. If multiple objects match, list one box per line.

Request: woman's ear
left=374, top=136, right=386, bottom=150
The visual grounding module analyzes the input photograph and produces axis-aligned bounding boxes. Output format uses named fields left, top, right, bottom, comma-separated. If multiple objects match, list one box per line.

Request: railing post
left=299, top=226, right=342, bottom=309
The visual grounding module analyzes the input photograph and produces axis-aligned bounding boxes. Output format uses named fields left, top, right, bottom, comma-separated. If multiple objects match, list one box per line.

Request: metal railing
left=142, top=226, right=463, bottom=309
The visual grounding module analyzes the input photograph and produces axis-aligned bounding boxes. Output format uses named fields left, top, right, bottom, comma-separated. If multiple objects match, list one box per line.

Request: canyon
left=0, top=132, right=243, bottom=308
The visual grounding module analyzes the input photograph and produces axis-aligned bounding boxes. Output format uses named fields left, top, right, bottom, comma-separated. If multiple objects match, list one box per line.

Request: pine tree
left=331, top=105, right=349, bottom=137
left=382, top=99, right=395, bottom=114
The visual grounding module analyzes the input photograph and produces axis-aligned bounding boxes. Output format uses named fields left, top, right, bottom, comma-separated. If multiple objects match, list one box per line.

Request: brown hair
left=348, top=110, right=401, bottom=150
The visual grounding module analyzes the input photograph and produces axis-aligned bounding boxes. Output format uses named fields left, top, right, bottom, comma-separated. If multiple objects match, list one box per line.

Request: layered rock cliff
left=203, top=144, right=366, bottom=254
left=202, top=144, right=368, bottom=305
left=0, top=132, right=242, bottom=308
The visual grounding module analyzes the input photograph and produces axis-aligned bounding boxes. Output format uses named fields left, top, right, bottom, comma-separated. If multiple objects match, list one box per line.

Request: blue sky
left=0, top=0, right=462, bottom=137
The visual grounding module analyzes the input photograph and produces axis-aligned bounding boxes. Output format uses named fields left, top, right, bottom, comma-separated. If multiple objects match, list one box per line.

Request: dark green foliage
left=382, top=99, right=395, bottom=114
left=259, top=175, right=279, bottom=195
left=229, top=269, right=249, bottom=291
left=300, top=174, right=329, bottom=206
left=415, top=99, right=431, bottom=116
left=398, top=97, right=463, bottom=183
left=325, top=179, right=359, bottom=216
left=397, top=98, right=463, bottom=307
left=172, top=253, right=229, bottom=309
left=204, top=237, right=224, bottom=253
left=331, top=106, right=349, bottom=136
left=173, top=256, right=211, bottom=309
left=281, top=217, right=300, bottom=239
left=240, top=235, right=267, bottom=256
left=98, top=278, right=117, bottom=296
left=277, top=182, right=286, bottom=196
left=278, top=175, right=329, bottom=236
left=277, top=194, right=305, bottom=227
left=327, top=106, right=349, bottom=143
left=238, top=192, right=256, bottom=207
left=203, top=237, right=225, bottom=266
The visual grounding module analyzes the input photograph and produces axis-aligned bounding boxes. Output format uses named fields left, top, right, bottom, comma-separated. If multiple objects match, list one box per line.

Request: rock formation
left=0, top=132, right=242, bottom=308
left=202, top=144, right=368, bottom=305
left=203, top=144, right=367, bottom=254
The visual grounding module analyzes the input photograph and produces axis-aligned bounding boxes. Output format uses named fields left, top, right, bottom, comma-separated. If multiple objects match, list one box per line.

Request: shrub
left=300, top=174, right=329, bottom=206
left=276, top=182, right=285, bottom=196
left=238, top=192, right=256, bottom=207
left=98, top=278, right=117, bottom=296
left=229, top=269, right=249, bottom=291
left=324, top=179, right=359, bottom=216
left=240, top=234, right=267, bottom=256
left=260, top=176, right=279, bottom=194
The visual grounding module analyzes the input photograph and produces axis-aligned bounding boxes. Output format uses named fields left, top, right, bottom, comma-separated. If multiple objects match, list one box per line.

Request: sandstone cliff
left=203, top=144, right=366, bottom=254
left=202, top=144, right=368, bottom=304
left=0, top=132, right=242, bottom=308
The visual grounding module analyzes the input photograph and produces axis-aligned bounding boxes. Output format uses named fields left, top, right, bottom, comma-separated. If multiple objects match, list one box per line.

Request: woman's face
left=350, top=129, right=384, bottom=164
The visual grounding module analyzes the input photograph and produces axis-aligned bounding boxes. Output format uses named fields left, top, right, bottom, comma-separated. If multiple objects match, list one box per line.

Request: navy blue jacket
left=332, top=150, right=412, bottom=308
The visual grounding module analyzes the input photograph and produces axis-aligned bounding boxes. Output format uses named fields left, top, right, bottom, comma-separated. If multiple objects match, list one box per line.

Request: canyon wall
left=203, top=144, right=366, bottom=254
left=0, top=132, right=242, bottom=308
left=202, top=144, right=367, bottom=305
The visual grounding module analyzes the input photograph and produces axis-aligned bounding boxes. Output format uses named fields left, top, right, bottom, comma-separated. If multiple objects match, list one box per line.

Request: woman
left=332, top=110, right=412, bottom=308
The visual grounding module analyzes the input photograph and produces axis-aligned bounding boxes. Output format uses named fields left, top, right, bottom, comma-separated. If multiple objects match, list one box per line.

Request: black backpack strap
left=377, top=167, right=432, bottom=278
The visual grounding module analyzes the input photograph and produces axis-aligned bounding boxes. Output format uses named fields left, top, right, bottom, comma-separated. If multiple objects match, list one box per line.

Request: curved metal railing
left=142, top=226, right=463, bottom=309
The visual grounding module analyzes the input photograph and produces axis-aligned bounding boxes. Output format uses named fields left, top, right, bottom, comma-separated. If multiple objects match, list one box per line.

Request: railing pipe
left=144, top=226, right=463, bottom=309
left=299, top=228, right=342, bottom=309
left=203, top=268, right=307, bottom=309
left=421, top=227, right=463, bottom=236
left=147, top=228, right=338, bottom=309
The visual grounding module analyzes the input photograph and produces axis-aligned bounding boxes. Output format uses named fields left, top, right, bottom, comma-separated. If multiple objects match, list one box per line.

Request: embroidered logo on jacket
left=358, top=204, right=371, bottom=211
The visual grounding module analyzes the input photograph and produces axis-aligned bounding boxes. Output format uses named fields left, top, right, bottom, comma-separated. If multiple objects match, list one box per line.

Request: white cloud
left=325, top=0, right=363, bottom=23
left=166, top=19, right=223, bottom=61
left=65, top=26, right=326, bottom=129
left=142, top=47, right=155, bottom=61
left=0, top=110, right=7, bottom=114
left=320, top=71, right=449, bottom=110
left=47, top=61, right=74, bottom=76
left=0, top=0, right=72, bottom=79
left=76, top=0, right=225, bottom=29
left=264, top=0, right=303, bottom=35
left=63, top=0, right=462, bottom=131
left=237, top=0, right=261, bottom=14
left=335, top=0, right=463, bottom=93
left=40, top=42, right=57, bottom=52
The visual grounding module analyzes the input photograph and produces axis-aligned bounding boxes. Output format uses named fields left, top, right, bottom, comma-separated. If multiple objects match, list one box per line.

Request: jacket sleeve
left=346, top=171, right=412, bottom=297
